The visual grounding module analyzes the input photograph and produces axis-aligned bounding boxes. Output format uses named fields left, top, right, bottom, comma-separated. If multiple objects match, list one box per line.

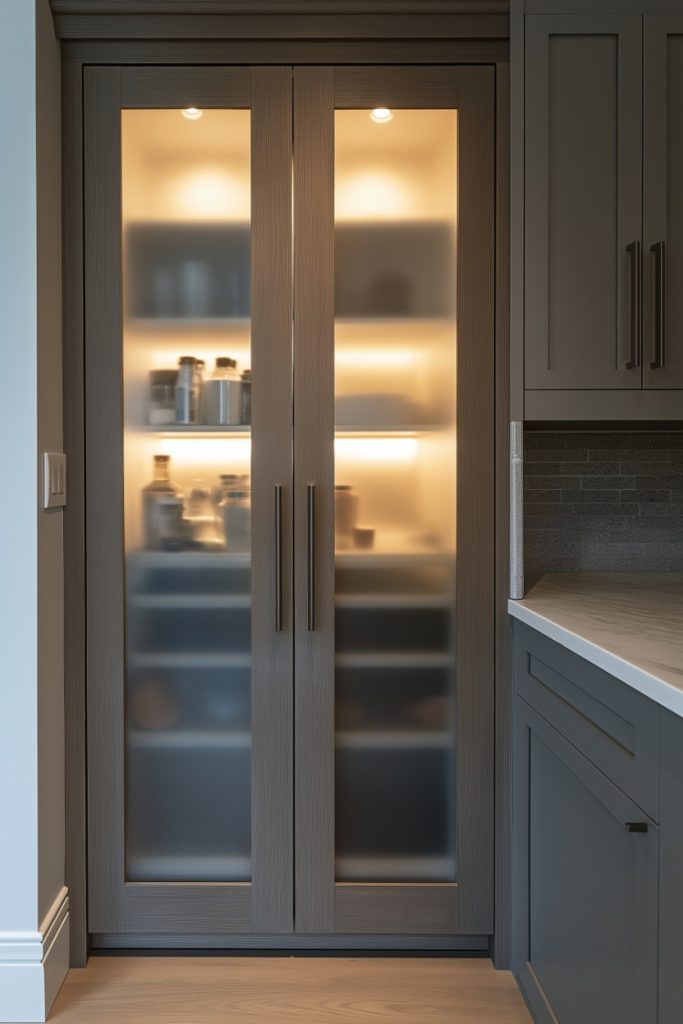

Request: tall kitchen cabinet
left=515, top=6, right=683, bottom=420
left=83, top=65, right=495, bottom=946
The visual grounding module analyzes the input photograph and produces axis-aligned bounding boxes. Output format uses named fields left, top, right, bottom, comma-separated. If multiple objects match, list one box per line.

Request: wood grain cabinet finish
left=643, top=15, right=683, bottom=390
left=83, top=63, right=496, bottom=944
left=524, top=15, right=643, bottom=392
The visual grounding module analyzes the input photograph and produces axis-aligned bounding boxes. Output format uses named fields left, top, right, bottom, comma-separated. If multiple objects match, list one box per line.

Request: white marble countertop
left=509, top=573, right=683, bottom=718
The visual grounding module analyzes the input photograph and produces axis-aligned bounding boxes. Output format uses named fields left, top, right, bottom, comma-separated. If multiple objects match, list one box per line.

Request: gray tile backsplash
left=524, top=430, right=683, bottom=572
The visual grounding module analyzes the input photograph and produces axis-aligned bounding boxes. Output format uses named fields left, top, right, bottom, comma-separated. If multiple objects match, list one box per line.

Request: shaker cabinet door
left=524, top=15, right=642, bottom=391
left=643, top=16, right=683, bottom=390
left=514, top=699, right=658, bottom=1024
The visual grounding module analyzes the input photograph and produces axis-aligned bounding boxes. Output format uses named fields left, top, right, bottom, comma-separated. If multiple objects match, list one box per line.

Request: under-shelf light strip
left=156, top=436, right=419, bottom=463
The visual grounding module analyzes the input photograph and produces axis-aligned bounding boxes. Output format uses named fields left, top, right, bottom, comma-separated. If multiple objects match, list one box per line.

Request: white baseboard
left=0, top=888, right=69, bottom=1022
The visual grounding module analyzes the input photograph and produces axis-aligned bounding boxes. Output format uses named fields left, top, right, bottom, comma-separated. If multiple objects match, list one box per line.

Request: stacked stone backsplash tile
left=524, top=430, right=683, bottom=572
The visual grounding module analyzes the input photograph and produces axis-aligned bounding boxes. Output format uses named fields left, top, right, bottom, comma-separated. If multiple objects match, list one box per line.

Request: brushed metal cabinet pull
left=650, top=240, right=666, bottom=370
left=626, top=240, right=642, bottom=370
left=307, top=484, right=316, bottom=632
left=274, top=485, right=283, bottom=632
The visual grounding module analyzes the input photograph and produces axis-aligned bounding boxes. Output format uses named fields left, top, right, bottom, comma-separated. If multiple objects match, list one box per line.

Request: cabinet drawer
left=514, top=622, right=659, bottom=820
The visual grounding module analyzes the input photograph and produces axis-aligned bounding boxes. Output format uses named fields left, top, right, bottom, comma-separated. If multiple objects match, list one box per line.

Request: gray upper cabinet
left=643, top=16, right=683, bottom=389
left=524, top=15, right=643, bottom=391
left=518, top=8, right=683, bottom=417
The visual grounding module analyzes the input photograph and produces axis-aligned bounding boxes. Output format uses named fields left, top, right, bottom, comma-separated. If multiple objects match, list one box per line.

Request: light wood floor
left=49, top=956, right=532, bottom=1023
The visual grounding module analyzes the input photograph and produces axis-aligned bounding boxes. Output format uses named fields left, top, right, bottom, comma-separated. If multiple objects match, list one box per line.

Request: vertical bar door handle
left=307, top=484, right=316, bottom=631
left=650, top=240, right=666, bottom=370
left=274, top=485, right=283, bottom=632
left=626, top=241, right=642, bottom=370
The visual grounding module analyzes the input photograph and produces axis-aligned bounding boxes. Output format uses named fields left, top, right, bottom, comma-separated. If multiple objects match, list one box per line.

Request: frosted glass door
left=293, top=67, right=494, bottom=937
left=334, top=109, right=458, bottom=883
left=86, top=67, right=293, bottom=937
left=122, top=108, right=253, bottom=883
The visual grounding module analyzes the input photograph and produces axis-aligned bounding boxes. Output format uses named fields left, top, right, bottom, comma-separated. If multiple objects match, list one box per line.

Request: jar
left=148, top=369, right=177, bottom=425
left=202, top=357, right=242, bottom=425
left=335, top=485, right=359, bottom=539
left=221, top=489, right=251, bottom=553
left=175, top=356, right=198, bottom=424
left=240, top=369, right=251, bottom=425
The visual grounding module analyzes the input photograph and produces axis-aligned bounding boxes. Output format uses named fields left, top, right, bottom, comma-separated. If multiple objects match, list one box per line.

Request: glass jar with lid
left=202, top=357, right=242, bottom=425
left=175, top=356, right=198, bottom=424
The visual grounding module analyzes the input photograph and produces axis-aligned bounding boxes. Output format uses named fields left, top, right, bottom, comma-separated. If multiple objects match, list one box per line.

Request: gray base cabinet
left=512, top=621, right=683, bottom=1024
left=659, top=710, right=683, bottom=1024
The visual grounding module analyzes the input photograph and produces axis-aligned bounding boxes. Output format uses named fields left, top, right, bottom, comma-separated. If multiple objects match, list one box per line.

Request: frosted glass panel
left=334, top=109, right=458, bottom=883
left=121, top=109, right=253, bottom=883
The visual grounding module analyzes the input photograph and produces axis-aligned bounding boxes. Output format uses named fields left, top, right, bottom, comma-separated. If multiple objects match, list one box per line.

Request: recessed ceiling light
left=181, top=107, right=203, bottom=121
left=370, top=107, right=393, bottom=124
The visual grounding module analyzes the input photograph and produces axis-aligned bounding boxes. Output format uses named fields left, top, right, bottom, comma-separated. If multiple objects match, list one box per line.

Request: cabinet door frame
left=293, top=65, right=496, bottom=936
left=643, top=14, right=683, bottom=390
left=513, top=696, right=659, bottom=1024
left=524, top=14, right=643, bottom=391
left=84, top=64, right=295, bottom=936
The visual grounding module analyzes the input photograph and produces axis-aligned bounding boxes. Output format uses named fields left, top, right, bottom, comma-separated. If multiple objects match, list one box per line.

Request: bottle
left=221, top=486, right=251, bottom=553
left=240, top=368, right=251, bottom=425
left=335, top=485, right=359, bottom=542
left=202, top=357, right=241, bottom=425
left=175, top=356, right=198, bottom=424
left=186, top=477, right=216, bottom=543
left=142, top=455, right=181, bottom=550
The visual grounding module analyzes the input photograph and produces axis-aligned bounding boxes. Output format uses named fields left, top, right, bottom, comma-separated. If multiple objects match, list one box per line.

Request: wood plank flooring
left=49, top=956, right=532, bottom=1023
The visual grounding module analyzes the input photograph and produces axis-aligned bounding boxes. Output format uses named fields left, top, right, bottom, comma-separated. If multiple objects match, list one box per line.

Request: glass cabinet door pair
left=85, top=65, right=495, bottom=943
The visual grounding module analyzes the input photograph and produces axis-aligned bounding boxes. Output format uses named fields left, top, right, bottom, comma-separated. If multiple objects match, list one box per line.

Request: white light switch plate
left=43, top=452, right=67, bottom=509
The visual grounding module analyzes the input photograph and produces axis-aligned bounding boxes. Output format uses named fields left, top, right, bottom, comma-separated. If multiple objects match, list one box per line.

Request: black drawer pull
left=625, top=822, right=648, bottom=834
left=626, top=240, right=642, bottom=370
left=650, top=240, right=666, bottom=370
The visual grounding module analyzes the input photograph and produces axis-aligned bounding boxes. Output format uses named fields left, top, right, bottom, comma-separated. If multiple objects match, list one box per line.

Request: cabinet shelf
left=129, top=594, right=251, bottom=610
left=336, top=855, right=454, bottom=882
left=335, top=593, right=450, bottom=610
left=129, top=317, right=250, bottom=331
left=140, top=424, right=250, bottom=437
left=334, top=425, right=445, bottom=437
left=128, top=729, right=250, bottom=750
left=129, top=551, right=251, bottom=569
left=335, top=652, right=451, bottom=670
left=336, top=730, right=451, bottom=750
left=129, top=652, right=250, bottom=670
left=127, top=854, right=251, bottom=883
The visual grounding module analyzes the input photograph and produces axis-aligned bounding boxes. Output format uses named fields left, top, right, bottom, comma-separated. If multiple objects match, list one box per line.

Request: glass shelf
left=336, top=855, right=454, bottom=882
left=128, top=729, right=251, bottom=750
left=336, top=730, right=452, bottom=751
left=141, top=424, right=250, bottom=437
